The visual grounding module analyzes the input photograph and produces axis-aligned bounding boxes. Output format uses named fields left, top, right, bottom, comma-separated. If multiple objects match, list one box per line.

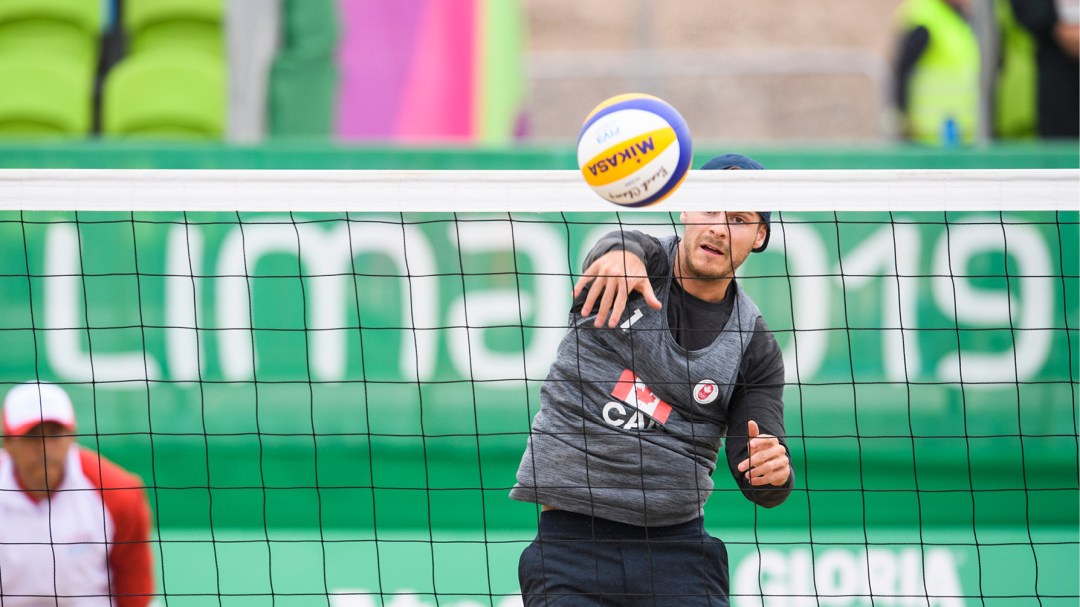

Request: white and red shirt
left=0, top=446, right=153, bottom=607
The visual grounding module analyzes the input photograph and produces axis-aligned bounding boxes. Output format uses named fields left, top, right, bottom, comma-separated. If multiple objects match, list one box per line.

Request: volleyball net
left=0, top=168, right=1077, bottom=606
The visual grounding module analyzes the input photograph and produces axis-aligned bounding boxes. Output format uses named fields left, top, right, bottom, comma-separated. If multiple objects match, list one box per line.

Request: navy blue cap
left=699, top=154, right=771, bottom=252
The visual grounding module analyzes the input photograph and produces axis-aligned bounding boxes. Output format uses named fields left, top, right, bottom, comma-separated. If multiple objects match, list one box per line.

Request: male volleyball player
left=0, top=382, right=154, bottom=607
left=511, top=154, right=794, bottom=606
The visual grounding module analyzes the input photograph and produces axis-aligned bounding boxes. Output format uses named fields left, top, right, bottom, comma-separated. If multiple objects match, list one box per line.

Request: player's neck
left=676, top=275, right=733, bottom=303
left=674, top=253, right=734, bottom=303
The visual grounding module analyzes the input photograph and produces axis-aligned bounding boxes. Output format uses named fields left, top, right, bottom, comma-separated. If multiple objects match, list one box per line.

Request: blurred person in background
left=0, top=383, right=153, bottom=607
left=893, top=0, right=1038, bottom=144
left=1010, top=0, right=1080, bottom=137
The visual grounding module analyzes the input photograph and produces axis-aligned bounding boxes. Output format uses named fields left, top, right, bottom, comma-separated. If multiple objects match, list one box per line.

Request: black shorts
left=518, top=510, right=730, bottom=607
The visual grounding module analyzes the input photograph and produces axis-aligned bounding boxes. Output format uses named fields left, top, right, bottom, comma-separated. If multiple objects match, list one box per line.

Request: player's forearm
left=584, top=230, right=663, bottom=270
left=726, top=418, right=793, bottom=508
left=726, top=357, right=791, bottom=507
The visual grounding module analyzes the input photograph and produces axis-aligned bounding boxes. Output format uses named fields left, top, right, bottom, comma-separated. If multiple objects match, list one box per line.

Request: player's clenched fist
left=738, top=420, right=791, bottom=487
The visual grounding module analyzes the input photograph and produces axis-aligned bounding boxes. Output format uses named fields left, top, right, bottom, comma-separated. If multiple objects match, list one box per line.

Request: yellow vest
left=898, top=0, right=1036, bottom=144
left=899, top=0, right=981, bottom=144
left=994, top=0, right=1036, bottom=138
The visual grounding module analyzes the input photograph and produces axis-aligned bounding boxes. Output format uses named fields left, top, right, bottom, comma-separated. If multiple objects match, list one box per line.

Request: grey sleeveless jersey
left=510, top=236, right=763, bottom=526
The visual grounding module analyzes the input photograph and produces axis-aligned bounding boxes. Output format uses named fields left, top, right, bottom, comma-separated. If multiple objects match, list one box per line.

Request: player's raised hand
left=738, top=420, right=791, bottom=487
left=574, top=250, right=662, bottom=328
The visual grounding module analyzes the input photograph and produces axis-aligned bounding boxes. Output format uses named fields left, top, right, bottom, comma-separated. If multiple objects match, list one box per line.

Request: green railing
left=0, top=139, right=1077, bottom=170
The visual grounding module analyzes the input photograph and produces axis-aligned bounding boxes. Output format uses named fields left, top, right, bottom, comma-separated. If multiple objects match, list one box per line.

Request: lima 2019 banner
left=3, top=211, right=1074, bottom=393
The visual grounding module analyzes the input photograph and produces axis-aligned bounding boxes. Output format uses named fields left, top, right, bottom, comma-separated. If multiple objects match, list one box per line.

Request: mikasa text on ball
left=577, top=93, right=693, bottom=207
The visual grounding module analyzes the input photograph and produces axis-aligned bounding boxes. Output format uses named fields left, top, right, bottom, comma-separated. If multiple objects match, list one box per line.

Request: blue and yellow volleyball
left=576, top=93, right=693, bottom=207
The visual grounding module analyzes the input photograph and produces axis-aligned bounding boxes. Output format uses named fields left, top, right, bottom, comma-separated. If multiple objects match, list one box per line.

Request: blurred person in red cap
left=1, top=382, right=154, bottom=607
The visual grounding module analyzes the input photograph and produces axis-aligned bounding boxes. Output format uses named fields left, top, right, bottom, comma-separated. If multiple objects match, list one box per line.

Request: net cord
left=0, top=169, right=1076, bottom=212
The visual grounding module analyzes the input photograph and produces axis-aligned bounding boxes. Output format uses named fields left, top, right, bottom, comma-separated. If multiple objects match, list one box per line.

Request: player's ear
left=679, top=211, right=688, bottom=224
left=754, top=217, right=768, bottom=249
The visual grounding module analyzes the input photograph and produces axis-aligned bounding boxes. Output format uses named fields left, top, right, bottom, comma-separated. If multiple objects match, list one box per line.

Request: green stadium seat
left=125, top=0, right=224, bottom=58
left=0, top=0, right=103, bottom=73
left=0, top=57, right=92, bottom=137
left=102, top=51, right=225, bottom=139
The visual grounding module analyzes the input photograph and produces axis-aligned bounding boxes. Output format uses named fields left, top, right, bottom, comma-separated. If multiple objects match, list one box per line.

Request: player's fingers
left=750, top=462, right=790, bottom=486
left=750, top=451, right=783, bottom=475
left=748, top=420, right=760, bottom=439
left=741, top=443, right=785, bottom=473
left=746, top=457, right=779, bottom=483
left=737, top=456, right=751, bottom=474
left=641, top=280, right=662, bottom=310
left=748, top=449, right=790, bottom=486
left=573, top=273, right=595, bottom=299
left=575, top=257, right=611, bottom=297
left=741, top=440, right=770, bottom=472
left=747, top=465, right=773, bottom=484
left=580, top=276, right=604, bottom=317
left=749, top=434, right=779, bottom=457
left=594, top=278, right=618, bottom=328
left=752, top=443, right=784, bottom=468
left=750, top=472, right=780, bottom=486
left=607, top=279, right=631, bottom=328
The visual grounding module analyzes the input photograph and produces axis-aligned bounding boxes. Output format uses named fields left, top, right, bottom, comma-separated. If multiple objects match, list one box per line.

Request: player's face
left=3, top=422, right=74, bottom=495
left=679, top=211, right=767, bottom=279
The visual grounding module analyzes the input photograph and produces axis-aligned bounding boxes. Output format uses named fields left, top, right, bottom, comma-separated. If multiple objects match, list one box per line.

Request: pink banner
left=336, top=0, right=477, bottom=141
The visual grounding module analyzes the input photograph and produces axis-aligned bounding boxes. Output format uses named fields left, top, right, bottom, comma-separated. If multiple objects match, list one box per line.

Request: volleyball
left=576, top=93, right=693, bottom=207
